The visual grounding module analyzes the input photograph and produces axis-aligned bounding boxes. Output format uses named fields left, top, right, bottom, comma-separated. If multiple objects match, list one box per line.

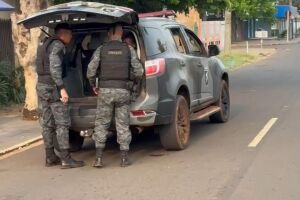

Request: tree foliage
left=278, top=0, right=300, bottom=9
left=192, top=0, right=275, bottom=21
left=50, top=0, right=193, bottom=13
left=50, top=0, right=276, bottom=20
left=230, top=0, right=276, bottom=21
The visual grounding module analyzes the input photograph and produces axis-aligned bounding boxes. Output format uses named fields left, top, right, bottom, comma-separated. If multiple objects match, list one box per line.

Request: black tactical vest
left=36, top=37, right=61, bottom=85
left=99, top=40, right=131, bottom=89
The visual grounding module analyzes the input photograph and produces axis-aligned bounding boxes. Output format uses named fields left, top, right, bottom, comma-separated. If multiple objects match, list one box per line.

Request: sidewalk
left=232, top=37, right=300, bottom=49
left=0, top=113, right=41, bottom=155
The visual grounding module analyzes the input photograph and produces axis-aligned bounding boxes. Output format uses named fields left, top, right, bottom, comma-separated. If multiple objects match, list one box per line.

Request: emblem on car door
left=204, top=70, right=209, bottom=85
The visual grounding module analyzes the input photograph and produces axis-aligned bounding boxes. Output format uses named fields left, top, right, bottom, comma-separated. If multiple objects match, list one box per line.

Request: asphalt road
left=1, top=44, right=300, bottom=200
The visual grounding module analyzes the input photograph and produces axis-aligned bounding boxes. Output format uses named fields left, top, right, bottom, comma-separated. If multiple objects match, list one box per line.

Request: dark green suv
left=19, top=1, right=230, bottom=151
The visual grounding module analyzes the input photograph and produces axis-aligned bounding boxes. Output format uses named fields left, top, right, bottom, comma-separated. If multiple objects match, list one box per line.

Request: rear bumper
left=71, top=115, right=95, bottom=132
left=69, top=94, right=175, bottom=131
left=130, top=111, right=156, bottom=126
left=69, top=107, right=96, bottom=132
left=70, top=107, right=158, bottom=132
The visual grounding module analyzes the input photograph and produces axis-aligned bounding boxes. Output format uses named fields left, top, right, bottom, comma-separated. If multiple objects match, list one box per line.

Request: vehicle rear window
left=142, top=27, right=166, bottom=57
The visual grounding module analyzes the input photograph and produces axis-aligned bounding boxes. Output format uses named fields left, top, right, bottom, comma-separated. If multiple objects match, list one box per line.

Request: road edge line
left=248, top=118, right=278, bottom=148
left=0, top=136, right=43, bottom=157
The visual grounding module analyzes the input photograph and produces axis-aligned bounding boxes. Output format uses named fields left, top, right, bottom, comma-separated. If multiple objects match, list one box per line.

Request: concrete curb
left=232, top=40, right=300, bottom=49
left=0, top=136, right=43, bottom=157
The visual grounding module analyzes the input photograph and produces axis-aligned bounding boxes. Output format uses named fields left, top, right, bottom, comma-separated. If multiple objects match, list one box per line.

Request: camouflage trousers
left=37, top=83, right=70, bottom=150
left=93, top=88, right=132, bottom=151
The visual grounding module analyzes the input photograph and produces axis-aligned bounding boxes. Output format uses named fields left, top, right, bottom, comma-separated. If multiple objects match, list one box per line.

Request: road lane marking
left=248, top=118, right=278, bottom=147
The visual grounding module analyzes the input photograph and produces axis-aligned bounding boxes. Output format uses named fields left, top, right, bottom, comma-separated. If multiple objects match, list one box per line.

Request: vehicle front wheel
left=209, top=80, right=230, bottom=123
left=159, top=95, right=190, bottom=150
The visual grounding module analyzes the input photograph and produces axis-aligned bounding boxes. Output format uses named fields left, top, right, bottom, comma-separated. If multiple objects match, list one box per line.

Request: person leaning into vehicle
left=87, top=24, right=144, bottom=168
left=123, top=32, right=137, bottom=49
left=36, top=23, right=85, bottom=169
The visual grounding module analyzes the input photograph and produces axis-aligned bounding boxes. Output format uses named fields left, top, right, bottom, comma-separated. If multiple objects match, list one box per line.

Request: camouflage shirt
left=87, top=41, right=144, bottom=87
left=48, top=40, right=66, bottom=89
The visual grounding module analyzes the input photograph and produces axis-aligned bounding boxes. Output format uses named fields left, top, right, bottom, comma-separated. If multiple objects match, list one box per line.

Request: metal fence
left=0, top=19, right=14, bottom=64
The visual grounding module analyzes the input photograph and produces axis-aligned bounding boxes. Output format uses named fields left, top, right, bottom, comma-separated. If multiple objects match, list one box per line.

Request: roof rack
left=138, top=10, right=176, bottom=18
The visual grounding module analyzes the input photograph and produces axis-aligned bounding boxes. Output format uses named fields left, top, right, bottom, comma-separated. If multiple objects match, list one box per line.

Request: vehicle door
left=182, top=28, right=214, bottom=104
left=166, top=26, right=201, bottom=109
left=18, top=1, right=139, bottom=28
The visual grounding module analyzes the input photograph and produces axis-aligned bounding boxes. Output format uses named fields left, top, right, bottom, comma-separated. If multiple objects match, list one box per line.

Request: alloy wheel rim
left=221, top=87, right=229, bottom=118
left=176, top=101, right=189, bottom=145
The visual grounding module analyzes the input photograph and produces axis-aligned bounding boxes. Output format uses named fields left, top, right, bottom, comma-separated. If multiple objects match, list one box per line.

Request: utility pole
left=287, top=0, right=292, bottom=42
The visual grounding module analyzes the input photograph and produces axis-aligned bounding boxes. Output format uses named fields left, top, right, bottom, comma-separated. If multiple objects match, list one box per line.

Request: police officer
left=87, top=24, right=144, bottom=168
left=36, top=23, right=84, bottom=169
left=123, top=33, right=137, bottom=49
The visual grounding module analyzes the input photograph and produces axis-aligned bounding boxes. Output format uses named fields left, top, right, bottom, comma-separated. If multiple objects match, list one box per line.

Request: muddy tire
left=209, top=80, right=230, bottom=123
left=159, top=95, right=190, bottom=150
left=53, top=130, right=84, bottom=152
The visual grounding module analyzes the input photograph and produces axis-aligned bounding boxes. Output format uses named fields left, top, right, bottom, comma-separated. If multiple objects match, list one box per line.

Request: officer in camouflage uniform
left=36, top=23, right=84, bottom=169
left=87, top=24, right=144, bottom=168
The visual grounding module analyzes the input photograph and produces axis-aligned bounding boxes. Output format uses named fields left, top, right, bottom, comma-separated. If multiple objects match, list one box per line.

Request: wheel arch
left=222, top=72, right=229, bottom=86
left=177, top=85, right=191, bottom=108
left=212, top=71, right=229, bottom=104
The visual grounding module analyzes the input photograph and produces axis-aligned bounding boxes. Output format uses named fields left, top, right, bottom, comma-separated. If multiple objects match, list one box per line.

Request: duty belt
left=99, top=80, right=130, bottom=90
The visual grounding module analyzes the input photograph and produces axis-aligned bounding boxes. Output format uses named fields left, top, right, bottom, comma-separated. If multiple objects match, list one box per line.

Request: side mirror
left=208, top=45, right=220, bottom=57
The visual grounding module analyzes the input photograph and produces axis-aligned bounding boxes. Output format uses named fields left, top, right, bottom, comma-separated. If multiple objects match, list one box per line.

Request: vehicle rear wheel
left=209, top=80, right=230, bottom=123
left=159, top=95, right=190, bottom=150
left=53, top=130, right=84, bottom=152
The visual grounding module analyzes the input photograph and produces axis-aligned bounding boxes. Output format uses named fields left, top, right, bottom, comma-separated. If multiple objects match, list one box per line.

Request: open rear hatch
left=18, top=1, right=139, bottom=28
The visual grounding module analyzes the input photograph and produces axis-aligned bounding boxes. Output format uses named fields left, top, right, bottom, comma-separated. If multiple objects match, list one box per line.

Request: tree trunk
left=11, top=0, right=48, bottom=120
left=224, top=10, right=232, bottom=53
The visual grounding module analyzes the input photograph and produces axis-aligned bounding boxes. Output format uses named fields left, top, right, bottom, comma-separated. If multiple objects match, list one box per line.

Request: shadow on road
left=74, top=115, right=232, bottom=165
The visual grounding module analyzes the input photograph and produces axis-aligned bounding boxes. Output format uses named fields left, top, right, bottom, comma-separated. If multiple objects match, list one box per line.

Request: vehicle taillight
left=145, top=58, right=166, bottom=77
left=131, top=110, right=146, bottom=116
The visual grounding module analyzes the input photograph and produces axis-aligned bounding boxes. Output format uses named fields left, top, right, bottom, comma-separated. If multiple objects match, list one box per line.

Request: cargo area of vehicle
left=59, top=27, right=148, bottom=130
left=62, top=28, right=143, bottom=99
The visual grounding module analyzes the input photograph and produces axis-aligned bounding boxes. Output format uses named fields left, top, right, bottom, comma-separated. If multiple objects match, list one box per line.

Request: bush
left=271, top=29, right=279, bottom=37
left=0, top=62, right=25, bottom=105
left=279, top=30, right=287, bottom=38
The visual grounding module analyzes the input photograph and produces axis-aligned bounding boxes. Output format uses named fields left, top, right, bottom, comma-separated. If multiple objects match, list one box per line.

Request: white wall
left=200, top=21, right=225, bottom=50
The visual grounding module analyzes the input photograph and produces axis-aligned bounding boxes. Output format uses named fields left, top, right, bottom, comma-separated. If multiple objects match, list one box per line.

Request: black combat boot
left=93, top=148, right=104, bottom=168
left=60, top=149, right=85, bottom=169
left=120, top=150, right=131, bottom=167
left=45, top=148, right=61, bottom=167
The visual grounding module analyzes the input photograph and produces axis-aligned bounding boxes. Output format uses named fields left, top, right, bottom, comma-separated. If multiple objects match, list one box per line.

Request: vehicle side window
left=184, top=29, right=207, bottom=57
left=169, top=28, right=188, bottom=54
left=142, top=27, right=167, bottom=57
